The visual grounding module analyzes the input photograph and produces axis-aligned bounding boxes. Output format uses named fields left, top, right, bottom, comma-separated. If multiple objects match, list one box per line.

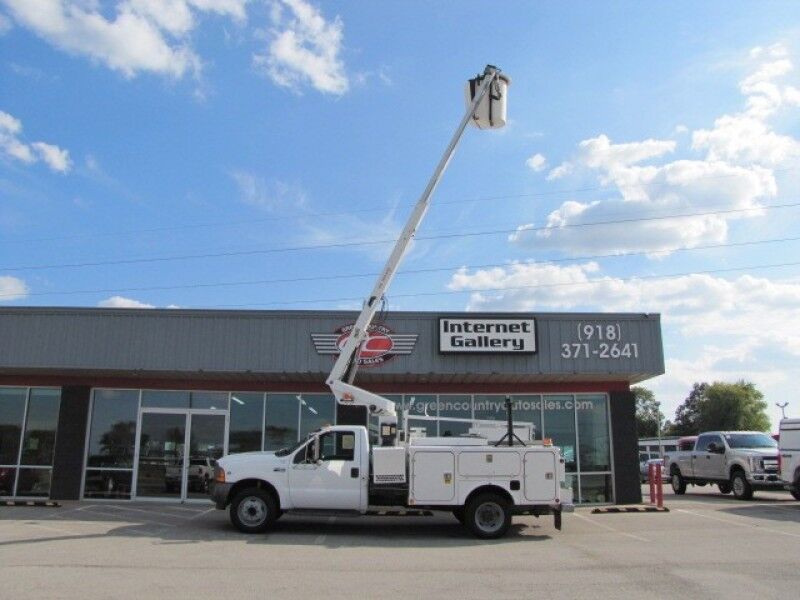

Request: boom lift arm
left=326, top=65, right=506, bottom=429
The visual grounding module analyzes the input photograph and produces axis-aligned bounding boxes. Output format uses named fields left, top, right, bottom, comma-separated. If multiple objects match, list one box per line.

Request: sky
left=1, top=1, right=800, bottom=430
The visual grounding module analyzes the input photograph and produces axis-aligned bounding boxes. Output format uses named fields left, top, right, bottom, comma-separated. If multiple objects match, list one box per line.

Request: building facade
left=0, top=307, right=664, bottom=505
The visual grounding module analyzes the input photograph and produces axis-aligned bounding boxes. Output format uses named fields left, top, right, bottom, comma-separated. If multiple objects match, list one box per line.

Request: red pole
left=649, top=463, right=655, bottom=504
left=656, top=464, right=664, bottom=508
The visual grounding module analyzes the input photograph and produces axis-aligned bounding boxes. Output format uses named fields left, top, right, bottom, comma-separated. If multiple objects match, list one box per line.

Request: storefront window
left=543, top=395, right=577, bottom=473
left=229, top=393, right=264, bottom=453
left=299, top=394, right=335, bottom=438
left=406, top=395, right=437, bottom=438
left=577, top=395, right=611, bottom=472
left=190, top=391, right=228, bottom=410
left=86, top=389, right=139, bottom=468
left=438, top=395, right=472, bottom=437
left=1, top=387, right=61, bottom=497
left=141, top=390, right=190, bottom=409
left=579, top=474, right=612, bottom=504
left=0, top=387, right=27, bottom=465
left=265, top=394, right=299, bottom=451
left=20, top=388, right=61, bottom=466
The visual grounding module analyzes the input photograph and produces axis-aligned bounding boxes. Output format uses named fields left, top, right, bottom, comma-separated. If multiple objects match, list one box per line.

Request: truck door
left=289, top=430, right=363, bottom=510
left=700, top=434, right=726, bottom=479
left=692, top=434, right=716, bottom=478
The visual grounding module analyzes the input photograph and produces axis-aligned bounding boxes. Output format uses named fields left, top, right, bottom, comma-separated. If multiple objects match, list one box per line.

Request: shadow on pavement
left=0, top=503, right=552, bottom=550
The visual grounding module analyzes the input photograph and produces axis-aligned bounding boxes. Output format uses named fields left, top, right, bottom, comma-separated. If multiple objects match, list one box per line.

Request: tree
left=633, top=386, right=664, bottom=438
left=670, top=382, right=707, bottom=436
left=698, top=381, right=770, bottom=432
left=668, top=380, right=770, bottom=435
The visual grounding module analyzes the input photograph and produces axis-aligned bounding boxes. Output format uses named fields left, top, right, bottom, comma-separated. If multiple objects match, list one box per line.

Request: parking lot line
left=676, top=508, right=800, bottom=539
left=571, top=511, right=649, bottom=542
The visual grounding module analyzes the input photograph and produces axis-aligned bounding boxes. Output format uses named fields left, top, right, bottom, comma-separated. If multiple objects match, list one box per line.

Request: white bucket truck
left=211, top=66, right=574, bottom=539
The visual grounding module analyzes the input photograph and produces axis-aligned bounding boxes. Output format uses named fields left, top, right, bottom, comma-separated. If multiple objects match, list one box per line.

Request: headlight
left=749, top=456, right=763, bottom=472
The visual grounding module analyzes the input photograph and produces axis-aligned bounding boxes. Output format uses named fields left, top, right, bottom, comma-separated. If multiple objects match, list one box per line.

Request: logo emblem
left=311, top=323, right=418, bottom=367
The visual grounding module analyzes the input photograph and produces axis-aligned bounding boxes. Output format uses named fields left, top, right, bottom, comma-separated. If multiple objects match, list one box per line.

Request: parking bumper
left=211, top=482, right=233, bottom=509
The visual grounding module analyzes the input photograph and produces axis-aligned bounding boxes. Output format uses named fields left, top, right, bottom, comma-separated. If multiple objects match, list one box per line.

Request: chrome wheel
left=672, top=475, right=680, bottom=491
left=237, top=496, right=267, bottom=527
left=475, top=501, right=504, bottom=534
left=733, top=476, right=745, bottom=496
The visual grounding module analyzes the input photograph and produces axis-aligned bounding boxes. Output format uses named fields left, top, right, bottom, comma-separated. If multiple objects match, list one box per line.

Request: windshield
left=274, top=437, right=309, bottom=457
left=723, top=433, right=777, bottom=449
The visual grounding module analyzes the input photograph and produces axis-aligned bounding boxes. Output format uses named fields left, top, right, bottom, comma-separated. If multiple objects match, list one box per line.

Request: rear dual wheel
left=465, top=492, right=512, bottom=539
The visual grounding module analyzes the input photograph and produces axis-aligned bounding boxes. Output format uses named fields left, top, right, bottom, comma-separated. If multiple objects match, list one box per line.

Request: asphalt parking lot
left=2, top=486, right=799, bottom=600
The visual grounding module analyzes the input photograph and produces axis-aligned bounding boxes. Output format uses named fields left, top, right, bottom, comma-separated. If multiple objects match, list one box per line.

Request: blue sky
left=1, top=1, right=800, bottom=428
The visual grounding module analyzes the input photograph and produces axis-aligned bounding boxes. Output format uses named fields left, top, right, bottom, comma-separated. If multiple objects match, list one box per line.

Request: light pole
left=776, top=402, right=789, bottom=420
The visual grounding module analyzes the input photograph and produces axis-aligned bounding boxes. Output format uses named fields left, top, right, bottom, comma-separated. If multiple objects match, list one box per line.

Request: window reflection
left=87, top=390, right=139, bottom=468
left=20, top=389, right=60, bottom=466
left=298, top=394, right=335, bottom=437
left=438, top=395, right=471, bottom=437
left=229, top=393, right=264, bottom=453
left=265, top=394, right=299, bottom=451
left=577, top=395, right=610, bottom=471
left=0, top=388, right=27, bottom=465
left=543, top=395, right=577, bottom=473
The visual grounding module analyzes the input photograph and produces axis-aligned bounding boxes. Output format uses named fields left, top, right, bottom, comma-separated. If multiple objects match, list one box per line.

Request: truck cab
left=211, top=424, right=572, bottom=539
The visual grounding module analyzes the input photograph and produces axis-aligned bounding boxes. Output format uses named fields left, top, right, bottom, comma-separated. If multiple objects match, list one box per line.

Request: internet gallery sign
left=439, top=318, right=536, bottom=353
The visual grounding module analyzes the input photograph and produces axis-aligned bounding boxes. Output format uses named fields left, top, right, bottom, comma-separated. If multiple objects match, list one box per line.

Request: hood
left=217, top=450, right=282, bottom=469
left=731, top=447, right=778, bottom=457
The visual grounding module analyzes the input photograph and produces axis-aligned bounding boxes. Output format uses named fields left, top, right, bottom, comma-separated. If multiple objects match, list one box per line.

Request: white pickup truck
left=779, top=418, right=800, bottom=500
left=663, top=431, right=782, bottom=499
left=211, top=425, right=572, bottom=539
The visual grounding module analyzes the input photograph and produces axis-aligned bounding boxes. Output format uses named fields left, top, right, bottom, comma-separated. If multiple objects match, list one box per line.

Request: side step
left=3, top=500, right=61, bottom=507
left=366, top=509, right=433, bottom=517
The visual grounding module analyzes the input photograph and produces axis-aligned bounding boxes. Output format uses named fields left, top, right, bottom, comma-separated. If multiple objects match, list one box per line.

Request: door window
left=695, top=434, right=711, bottom=451
left=319, top=432, right=355, bottom=462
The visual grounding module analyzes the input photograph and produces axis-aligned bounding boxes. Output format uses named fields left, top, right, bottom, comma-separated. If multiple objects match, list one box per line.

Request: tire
left=671, top=471, right=687, bottom=495
left=464, top=492, right=512, bottom=539
left=791, top=489, right=800, bottom=501
left=452, top=507, right=465, bottom=525
left=718, top=482, right=732, bottom=494
left=230, top=487, right=278, bottom=534
left=731, top=471, right=753, bottom=500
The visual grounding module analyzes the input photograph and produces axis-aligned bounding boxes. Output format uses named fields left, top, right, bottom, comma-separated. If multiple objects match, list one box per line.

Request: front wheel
left=464, top=493, right=512, bottom=539
left=731, top=471, right=753, bottom=500
left=671, top=471, right=687, bottom=495
left=230, top=488, right=278, bottom=534
left=791, top=490, right=800, bottom=501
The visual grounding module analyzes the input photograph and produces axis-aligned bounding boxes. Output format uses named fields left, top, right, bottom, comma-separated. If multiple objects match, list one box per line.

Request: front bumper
left=210, top=482, right=233, bottom=509
left=748, top=473, right=784, bottom=489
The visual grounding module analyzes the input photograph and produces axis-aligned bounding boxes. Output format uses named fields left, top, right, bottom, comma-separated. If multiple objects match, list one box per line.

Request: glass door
left=186, top=414, right=226, bottom=500
left=135, top=412, right=186, bottom=499
left=134, top=410, right=227, bottom=501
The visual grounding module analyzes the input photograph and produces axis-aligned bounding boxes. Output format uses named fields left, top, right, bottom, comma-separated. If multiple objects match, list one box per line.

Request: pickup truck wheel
left=230, top=488, right=278, bottom=534
left=465, top=493, right=511, bottom=539
left=671, top=472, right=687, bottom=495
left=718, top=482, right=732, bottom=494
left=731, top=471, right=753, bottom=500
left=791, top=490, right=800, bottom=501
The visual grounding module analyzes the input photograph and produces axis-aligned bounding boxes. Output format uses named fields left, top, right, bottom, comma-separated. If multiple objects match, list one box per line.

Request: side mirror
left=312, top=437, right=321, bottom=463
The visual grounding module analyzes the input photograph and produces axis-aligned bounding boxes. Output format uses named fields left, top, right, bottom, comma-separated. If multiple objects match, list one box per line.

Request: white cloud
left=255, top=0, right=348, bottom=95
left=448, top=262, right=800, bottom=359
left=98, top=295, right=155, bottom=308
left=31, top=141, right=72, bottom=172
left=0, top=276, right=28, bottom=301
left=546, top=161, right=573, bottom=180
left=525, top=153, right=547, bottom=172
left=517, top=43, right=798, bottom=256
left=0, top=0, right=249, bottom=79
left=0, top=109, right=72, bottom=173
left=0, top=12, right=11, bottom=34
left=230, top=169, right=307, bottom=211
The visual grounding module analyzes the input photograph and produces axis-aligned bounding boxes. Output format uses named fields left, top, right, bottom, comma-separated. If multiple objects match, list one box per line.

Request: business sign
left=311, top=323, right=418, bottom=367
left=439, top=318, right=536, bottom=353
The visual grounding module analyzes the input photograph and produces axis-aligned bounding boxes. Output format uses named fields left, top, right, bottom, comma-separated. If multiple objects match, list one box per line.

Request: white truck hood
left=732, top=447, right=778, bottom=457
left=217, top=451, right=287, bottom=475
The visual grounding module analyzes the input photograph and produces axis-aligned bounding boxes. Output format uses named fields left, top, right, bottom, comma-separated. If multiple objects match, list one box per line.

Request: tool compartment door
left=458, top=450, right=520, bottom=478
left=523, top=451, right=558, bottom=503
left=411, top=451, right=455, bottom=502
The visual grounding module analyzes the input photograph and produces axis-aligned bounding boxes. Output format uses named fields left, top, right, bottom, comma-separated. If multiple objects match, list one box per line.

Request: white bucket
left=465, top=72, right=510, bottom=129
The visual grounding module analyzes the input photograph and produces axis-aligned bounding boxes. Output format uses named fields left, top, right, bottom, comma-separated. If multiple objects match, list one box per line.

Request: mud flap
left=554, top=509, right=562, bottom=531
